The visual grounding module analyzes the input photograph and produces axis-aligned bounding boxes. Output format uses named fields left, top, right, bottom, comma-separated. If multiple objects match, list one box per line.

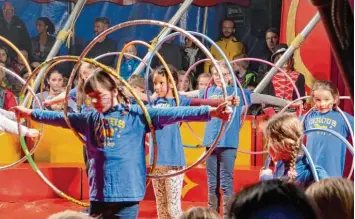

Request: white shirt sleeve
left=0, top=114, right=29, bottom=136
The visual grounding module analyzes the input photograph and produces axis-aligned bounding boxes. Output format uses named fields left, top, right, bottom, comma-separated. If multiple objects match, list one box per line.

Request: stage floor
left=0, top=199, right=205, bottom=219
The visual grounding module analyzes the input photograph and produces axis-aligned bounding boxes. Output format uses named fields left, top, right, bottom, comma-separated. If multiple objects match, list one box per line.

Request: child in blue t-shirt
left=259, top=113, right=328, bottom=187
left=150, top=65, right=236, bottom=218
left=198, top=63, right=251, bottom=218
left=302, top=80, right=354, bottom=177
left=12, top=70, right=231, bottom=219
left=120, top=43, right=141, bottom=80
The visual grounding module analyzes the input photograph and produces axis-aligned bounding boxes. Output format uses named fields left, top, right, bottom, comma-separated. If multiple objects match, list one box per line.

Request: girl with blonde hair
left=260, top=113, right=328, bottom=186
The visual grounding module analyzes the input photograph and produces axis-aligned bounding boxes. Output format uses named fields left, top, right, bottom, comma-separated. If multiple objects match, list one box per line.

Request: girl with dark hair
left=229, top=179, right=320, bottom=219
left=31, top=17, right=56, bottom=63
left=11, top=70, right=231, bottom=219
left=32, top=69, right=76, bottom=112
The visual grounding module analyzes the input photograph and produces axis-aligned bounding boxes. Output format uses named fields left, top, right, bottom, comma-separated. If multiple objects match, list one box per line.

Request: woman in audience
left=32, top=68, right=76, bottom=112
left=229, top=179, right=320, bottom=219
left=31, top=17, right=56, bottom=64
left=306, top=178, right=354, bottom=219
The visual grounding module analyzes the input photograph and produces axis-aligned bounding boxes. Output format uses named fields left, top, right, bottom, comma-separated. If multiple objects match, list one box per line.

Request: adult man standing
left=204, top=18, right=245, bottom=73
left=0, top=1, right=32, bottom=60
left=86, top=17, right=117, bottom=67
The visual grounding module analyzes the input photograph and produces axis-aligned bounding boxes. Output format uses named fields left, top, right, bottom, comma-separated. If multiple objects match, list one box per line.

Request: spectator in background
left=0, top=46, right=10, bottom=66
left=229, top=179, right=320, bottom=219
left=11, top=48, right=31, bottom=78
left=232, top=54, right=257, bottom=89
left=204, top=18, right=245, bottom=73
left=182, top=36, right=205, bottom=84
left=31, top=17, right=56, bottom=65
left=86, top=17, right=117, bottom=67
left=0, top=65, right=16, bottom=110
left=257, top=27, right=280, bottom=75
left=178, top=207, right=221, bottom=219
left=177, top=70, right=192, bottom=92
left=306, top=178, right=354, bottom=219
left=32, top=69, right=76, bottom=112
left=120, top=42, right=140, bottom=80
left=152, top=30, right=183, bottom=70
left=0, top=1, right=32, bottom=60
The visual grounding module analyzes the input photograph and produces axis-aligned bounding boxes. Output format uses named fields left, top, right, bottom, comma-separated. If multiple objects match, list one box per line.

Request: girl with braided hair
left=11, top=70, right=232, bottom=219
left=260, top=113, right=328, bottom=186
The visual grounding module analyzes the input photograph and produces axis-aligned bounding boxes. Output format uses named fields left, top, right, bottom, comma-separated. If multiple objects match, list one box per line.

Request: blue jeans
left=206, top=147, right=237, bottom=197
left=89, top=201, right=139, bottom=219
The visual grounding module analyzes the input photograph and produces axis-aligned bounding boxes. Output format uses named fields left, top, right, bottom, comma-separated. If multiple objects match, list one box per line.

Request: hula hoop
left=181, top=57, right=301, bottom=154
left=71, top=20, right=228, bottom=179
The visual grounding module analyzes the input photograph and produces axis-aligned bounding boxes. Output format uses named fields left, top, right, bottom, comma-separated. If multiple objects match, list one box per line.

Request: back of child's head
left=306, top=178, right=354, bottom=219
left=311, top=80, right=339, bottom=107
left=262, top=113, right=303, bottom=181
left=233, top=54, right=249, bottom=70
left=128, top=74, right=146, bottom=91
left=229, top=179, right=320, bottom=219
left=48, top=210, right=95, bottom=219
left=152, top=64, right=179, bottom=85
left=178, top=207, right=221, bottom=219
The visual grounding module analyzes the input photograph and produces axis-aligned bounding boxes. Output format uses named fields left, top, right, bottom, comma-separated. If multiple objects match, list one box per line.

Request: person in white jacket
left=0, top=108, right=39, bottom=137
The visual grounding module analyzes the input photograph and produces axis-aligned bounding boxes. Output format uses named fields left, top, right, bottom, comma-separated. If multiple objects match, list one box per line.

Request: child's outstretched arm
left=144, top=102, right=232, bottom=129
left=11, top=106, right=88, bottom=134
left=42, top=92, right=66, bottom=107
left=250, top=93, right=289, bottom=107
left=0, top=114, right=39, bottom=137
left=179, top=90, right=200, bottom=98
left=0, top=108, right=16, bottom=120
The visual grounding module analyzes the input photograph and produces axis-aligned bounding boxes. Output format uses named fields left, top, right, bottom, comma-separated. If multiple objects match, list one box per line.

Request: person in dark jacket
left=31, top=17, right=56, bottom=64
left=0, top=2, right=32, bottom=60
left=86, top=17, right=117, bottom=67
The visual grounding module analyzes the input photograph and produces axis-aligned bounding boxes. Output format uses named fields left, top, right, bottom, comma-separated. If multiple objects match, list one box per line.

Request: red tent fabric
left=34, top=0, right=250, bottom=7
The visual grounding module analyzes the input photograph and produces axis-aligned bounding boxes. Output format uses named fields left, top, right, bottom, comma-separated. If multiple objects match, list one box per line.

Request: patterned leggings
left=152, top=166, right=184, bottom=219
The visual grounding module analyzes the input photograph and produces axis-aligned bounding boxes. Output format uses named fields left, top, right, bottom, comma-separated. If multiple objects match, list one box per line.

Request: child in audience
left=178, top=207, right=221, bottom=219
left=120, top=43, right=140, bottom=80
left=306, top=178, right=354, bottom=219
left=12, top=70, right=231, bottom=219
left=232, top=54, right=257, bottom=88
left=229, top=179, right=320, bottom=219
left=302, top=80, right=354, bottom=177
left=260, top=113, right=328, bottom=186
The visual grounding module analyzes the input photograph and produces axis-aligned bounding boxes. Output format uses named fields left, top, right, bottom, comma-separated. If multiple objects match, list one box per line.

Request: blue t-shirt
left=302, top=110, right=354, bottom=177
left=199, top=86, right=251, bottom=148
left=120, top=58, right=141, bottom=80
left=150, top=95, right=192, bottom=166
left=69, top=88, right=94, bottom=113
left=260, top=155, right=328, bottom=186
left=31, top=104, right=211, bottom=202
